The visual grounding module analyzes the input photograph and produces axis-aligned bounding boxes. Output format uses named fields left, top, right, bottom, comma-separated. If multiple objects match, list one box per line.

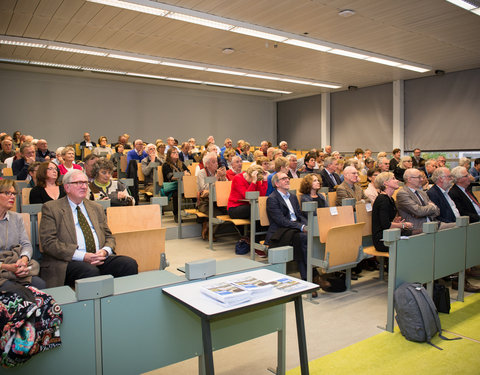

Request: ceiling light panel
left=47, top=46, right=108, bottom=56
left=88, top=0, right=169, bottom=16
left=283, top=39, right=332, bottom=52
left=165, top=13, right=234, bottom=30
left=446, top=0, right=476, bottom=10
left=230, top=27, right=288, bottom=42
left=160, top=62, right=205, bottom=70
left=0, top=40, right=47, bottom=48
left=108, top=54, right=160, bottom=64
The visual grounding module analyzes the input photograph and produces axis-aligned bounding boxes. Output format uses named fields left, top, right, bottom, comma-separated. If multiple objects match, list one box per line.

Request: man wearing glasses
left=396, top=168, right=440, bottom=233
left=39, top=170, right=138, bottom=288
left=449, top=166, right=480, bottom=224
left=335, top=166, right=370, bottom=206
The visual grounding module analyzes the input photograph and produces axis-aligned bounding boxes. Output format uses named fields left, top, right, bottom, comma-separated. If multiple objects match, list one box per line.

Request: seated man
left=0, top=137, right=15, bottom=162
left=39, top=170, right=138, bottom=288
left=141, top=143, right=163, bottom=194
left=449, top=166, right=480, bottom=223
left=335, top=166, right=370, bottom=206
left=126, top=139, right=147, bottom=166
left=426, top=167, right=459, bottom=224
left=424, top=159, right=437, bottom=184
left=286, top=154, right=300, bottom=179
left=396, top=168, right=440, bottom=233
left=469, top=158, right=480, bottom=183
left=80, top=132, right=96, bottom=150
left=12, top=142, right=37, bottom=180
left=320, top=157, right=341, bottom=192
left=36, top=139, right=55, bottom=162
left=266, top=156, right=289, bottom=195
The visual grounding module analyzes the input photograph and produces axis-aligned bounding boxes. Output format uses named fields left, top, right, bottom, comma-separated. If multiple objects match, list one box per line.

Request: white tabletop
left=162, top=269, right=317, bottom=318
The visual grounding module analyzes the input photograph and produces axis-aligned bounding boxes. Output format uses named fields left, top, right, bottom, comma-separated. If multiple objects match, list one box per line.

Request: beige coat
left=396, top=186, right=440, bottom=231
left=335, top=181, right=370, bottom=206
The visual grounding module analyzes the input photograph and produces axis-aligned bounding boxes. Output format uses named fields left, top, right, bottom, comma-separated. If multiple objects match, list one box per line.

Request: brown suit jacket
left=395, top=186, right=440, bottom=231
left=39, top=196, right=115, bottom=288
left=335, top=181, right=370, bottom=206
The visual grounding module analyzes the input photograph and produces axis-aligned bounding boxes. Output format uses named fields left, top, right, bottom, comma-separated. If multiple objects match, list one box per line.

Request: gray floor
left=145, top=213, right=476, bottom=375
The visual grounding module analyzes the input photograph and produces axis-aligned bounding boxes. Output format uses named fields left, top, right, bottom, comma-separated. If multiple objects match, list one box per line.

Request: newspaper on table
left=231, top=276, right=275, bottom=297
left=200, top=281, right=251, bottom=306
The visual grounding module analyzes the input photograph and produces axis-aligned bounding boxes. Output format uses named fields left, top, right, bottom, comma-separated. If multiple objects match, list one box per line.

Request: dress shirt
left=327, top=170, right=338, bottom=186
left=67, top=198, right=112, bottom=261
left=409, top=186, right=430, bottom=221
left=0, top=211, right=32, bottom=259
left=278, top=190, right=297, bottom=221
left=439, top=186, right=460, bottom=218
left=458, top=185, right=480, bottom=215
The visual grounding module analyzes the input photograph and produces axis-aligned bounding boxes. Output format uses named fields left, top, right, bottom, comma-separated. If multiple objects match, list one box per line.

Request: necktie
left=77, top=206, right=96, bottom=253
left=330, top=173, right=337, bottom=186
left=414, top=190, right=426, bottom=206
left=466, top=190, right=480, bottom=208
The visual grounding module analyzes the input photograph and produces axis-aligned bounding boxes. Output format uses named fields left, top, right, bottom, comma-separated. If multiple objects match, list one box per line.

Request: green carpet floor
left=288, top=294, right=480, bottom=375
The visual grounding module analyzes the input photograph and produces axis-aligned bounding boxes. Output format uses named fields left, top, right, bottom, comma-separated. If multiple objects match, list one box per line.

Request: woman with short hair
left=299, top=173, right=328, bottom=217
left=93, top=136, right=113, bottom=156
left=394, top=156, right=413, bottom=182
left=58, top=146, right=82, bottom=175
left=29, top=161, right=65, bottom=204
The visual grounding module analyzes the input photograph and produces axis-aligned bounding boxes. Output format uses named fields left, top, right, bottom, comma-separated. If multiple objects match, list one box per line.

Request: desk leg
left=294, top=296, right=309, bottom=375
left=201, top=318, right=215, bottom=375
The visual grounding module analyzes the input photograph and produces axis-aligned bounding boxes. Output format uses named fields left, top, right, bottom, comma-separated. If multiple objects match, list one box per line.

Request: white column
left=392, top=80, right=404, bottom=155
left=321, top=92, right=331, bottom=150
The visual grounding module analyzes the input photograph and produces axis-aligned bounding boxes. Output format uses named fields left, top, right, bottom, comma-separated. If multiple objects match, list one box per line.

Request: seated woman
left=241, top=142, right=254, bottom=162
left=299, top=173, right=328, bottom=217
left=364, top=168, right=381, bottom=204
left=372, top=172, right=413, bottom=252
left=58, top=146, right=82, bottom=175
left=141, top=143, right=163, bottom=195
left=394, top=156, right=413, bottom=182
left=29, top=161, right=66, bottom=204
left=227, top=164, right=268, bottom=219
left=27, top=161, right=41, bottom=188
left=162, top=148, right=190, bottom=222
left=156, top=143, right=166, bottom=164
left=110, top=143, right=125, bottom=177
left=93, top=136, right=113, bottom=157
left=89, top=158, right=134, bottom=206
left=0, top=180, right=45, bottom=289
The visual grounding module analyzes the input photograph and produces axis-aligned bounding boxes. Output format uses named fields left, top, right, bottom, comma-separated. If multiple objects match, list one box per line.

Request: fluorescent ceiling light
left=47, top=45, right=107, bottom=56
left=165, top=13, right=234, bottom=30
left=473, top=8, right=480, bottom=15
left=445, top=0, right=476, bottom=10
left=0, top=40, right=47, bottom=48
left=245, top=74, right=279, bottom=80
left=366, top=57, right=401, bottom=67
left=161, top=62, right=205, bottom=70
left=310, top=82, right=342, bottom=89
left=234, top=85, right=265, bottom=91
left=264, top=89, right=292, bottom=94
left=30, top=61, right=82, bottom=69
left=329, top=49, right=368, bottom=60
left=281, top=78, right=312, bottom=85
left=126, top=72, right=166, bottom=79
left=230, top=27, right=288, bottom=42
left=206, top=68, right=245, bottom=76
left=203, top=82, right=235, bottom=87
left=166, top=77, right=203, bottom=84
left=284, top=39, right=332, bottom=52
left=0, top=58, right=30, bottom=64
left=88, top=0, right=169, bottom=16
left=108, top=54, right=160, bottom=64
left=86, top=68, right=126, bottom=74
left=397, top=64, right=430, bottom=73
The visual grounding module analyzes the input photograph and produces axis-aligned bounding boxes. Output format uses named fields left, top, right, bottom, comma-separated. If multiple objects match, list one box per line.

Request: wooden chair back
left=325, top=223, right=365, bottom=266
left=327, top=191, right=337, bottom=207
left=183, top=175, right=198, bottom=199
left=107, top=204, right=162, bottom=231
left=258, top=196, right=269, bottom=226
left=137, top=162, right=145, bottom=182
left=38, top=212, right=43, bottom=252
left=2, top=167, right=13, bottom=176
left=214, top=180, right=232, bottom=207
left=157, top=166, right=164, bottom=187
left=120, top=155, right=128, bottom=172
left=83, top=148, right=92, bottom=159
left=289, top=178, right=302, bottom=192
left=188, top=162, right=198, bottom=176
left=392, top=188, right=400, bottom=201
left=241, top=162, right=252, bottom=171
left=355, top=203, right=372, bottom=236
left=359, top=174, right=368, bottom=189
left=21, top=213, right=31, bottom=241
left=22, top=187, right=32, bottom=206
left=317, top=205, right=355, bottom=243
left=473, top=190, right=480, bottom=203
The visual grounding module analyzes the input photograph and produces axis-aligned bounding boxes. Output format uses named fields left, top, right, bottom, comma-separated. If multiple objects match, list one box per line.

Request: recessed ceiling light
left=338, top=9, right=356, bottom=17
left=222, top=48, right=235, bottom=55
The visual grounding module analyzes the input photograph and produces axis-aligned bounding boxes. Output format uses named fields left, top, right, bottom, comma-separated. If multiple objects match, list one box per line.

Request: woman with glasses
left=372, top=172, right=413, bottom=252
left=394, top=156, right=413, bottom=182
left=227, top=164, right=268, bottom=219
left=89, top=158, right=134, bottom=206
left=29, top=161, right=66, bottom=204
left=0, top=179, right=45, bottom=289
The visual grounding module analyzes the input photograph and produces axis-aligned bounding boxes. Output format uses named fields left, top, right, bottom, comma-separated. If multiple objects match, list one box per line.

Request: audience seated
left=83, top=154, right=99, bottom=182
left=110, top=143, right=124, bottom=176
left=29, top=162, right=65, bottom=204
left=80, top=132, right=96, bottom=150
left=335, top=166, right=370, bottom=206
left=364, top=168, right=381, bottom=204
left=426, top=167, right=459, bottom=224
left=372, top=172, right=413, bottom=252
left=112, top=134, right=132, bottom=150
left=0, top=138, right=15, bottom=162
left=396, top=168, right=440, bottom=233
left=411, top=148, right=425, bottom=170
left=266, top=157, right=289, bottom=196
left=226, top=156, right=242, bottom=181
left=286, top=154, right=300, bottom=179
left=35, top=139, right=55, bottom=162
left=279, top=141, right=290, bottom=157
left=448, top=166, right=480, bottom=223
left=92, top=136, right=113, bottom=157
left=27, top=162, right=41, bottom=187
left=58, top=146, right=83, bottom=175
left=424, top=159, right=437, bottom=183
left=303, top=151, right=319, bottom=174
left=223, top=149, right=237, bottom=170
left=389, top=148, right=401, bottom=171
left=299, top=173, right=328, bottom=217
left=227, top=164, right=267, bottom=219
left=320, top=157, right=341, bottom=192
left=156, top=143, right=166, bottom=163
left=393, top=156, right=413, bottom=182
left=240, top=141, right=254, bottom=162
left=469, top=158, right=480, bottom=182
left=220, top=138, right=234, bottom=160
left=162, top=148, right=190, bottom=222
left=179, top=142, right=194, bottom=162
left=12, top=131, right=22, bottom=149
left=52, top=146, right=64, bottom=166
left=0, top=179, right=46, bottom=289
left=39, top=170, right=138, bottom=288
left=126, top=139, right=147, bottom=166
left=437, top=155, right=447, bottom=168
left=377, top=156, right=390, bottom=173
left=141, top=143, right=163, bottom=194
left=12, top=142, right=37, bottom=180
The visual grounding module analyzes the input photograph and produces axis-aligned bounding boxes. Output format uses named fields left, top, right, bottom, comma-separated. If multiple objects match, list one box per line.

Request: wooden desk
left=163, top=269, right=318, bottom=375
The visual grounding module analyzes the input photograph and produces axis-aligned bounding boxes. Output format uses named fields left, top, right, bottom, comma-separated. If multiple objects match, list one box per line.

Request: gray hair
left=374, top=172, right=394, bottom=190
left=431, top=167, right=449, bottom=184
left=425, top=159, right=436, bottom=168
left=63, top=170, right=87, bottom=185
left=403, top=168, right=418, bottom=181
left=279, top=141, right=287, bottom=147
left=203, top=152, right=217, bottom=165
left=458, top=157, right=471, bottom=168
left=323, top=157, right=335, bottom=168
left=451, top=166, right=467, bottom=182
left=398, top=156, right=412, bottom=169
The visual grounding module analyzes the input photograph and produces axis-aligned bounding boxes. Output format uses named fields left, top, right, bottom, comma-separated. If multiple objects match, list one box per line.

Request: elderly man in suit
left=396, top=168, right=440, bottom=233
left=426, top=167, right=459, bottom=224
left=39, top=170, right=138, bottom=288
left=320, top=157, right=341, bottom=192
left=335, top=166, right=370, bottom=206
left=448, top=166, right=480, bottom=224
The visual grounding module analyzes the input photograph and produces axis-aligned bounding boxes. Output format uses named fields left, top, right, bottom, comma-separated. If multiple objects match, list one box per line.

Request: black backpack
left=394, top=283, right=460, bottom=350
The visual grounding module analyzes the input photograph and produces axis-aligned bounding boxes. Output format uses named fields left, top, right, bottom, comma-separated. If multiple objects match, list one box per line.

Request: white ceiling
left=1, top=0, right=480, bottom=98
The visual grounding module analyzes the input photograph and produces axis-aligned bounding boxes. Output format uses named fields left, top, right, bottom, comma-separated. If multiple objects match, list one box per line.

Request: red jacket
left=227, top=173, right=267, bottom=210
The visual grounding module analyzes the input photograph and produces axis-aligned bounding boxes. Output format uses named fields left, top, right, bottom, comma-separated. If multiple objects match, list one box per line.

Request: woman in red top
left=227, top=164, right=268, bottom=219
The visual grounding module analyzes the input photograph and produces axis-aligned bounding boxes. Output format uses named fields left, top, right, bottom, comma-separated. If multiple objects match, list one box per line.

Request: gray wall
left=0, top=69, right=276, bottom=149
left=277, top=94, right=321, bottom=150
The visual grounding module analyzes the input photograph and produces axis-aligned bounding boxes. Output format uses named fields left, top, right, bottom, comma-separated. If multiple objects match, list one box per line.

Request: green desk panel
left=395, top=234, right=434, bottom=288
left=434, top=226, right=466, bottom=279
left=466, top=222, right=480, bottom=268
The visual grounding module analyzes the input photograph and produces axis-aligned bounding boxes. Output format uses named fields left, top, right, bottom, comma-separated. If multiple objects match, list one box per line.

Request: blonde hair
left=374, top=172, right=395, bottom=190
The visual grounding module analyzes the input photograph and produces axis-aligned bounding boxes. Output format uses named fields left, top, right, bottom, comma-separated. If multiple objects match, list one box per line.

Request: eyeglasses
left=47, top=167, right=57, bottom=171
left=409, top=176, right=422, bottom=179
left=0, top=191, right=18, bottom=197
left=68, top=181, right=89, bottom=186
left=279, top=177, right=289, bottom=181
